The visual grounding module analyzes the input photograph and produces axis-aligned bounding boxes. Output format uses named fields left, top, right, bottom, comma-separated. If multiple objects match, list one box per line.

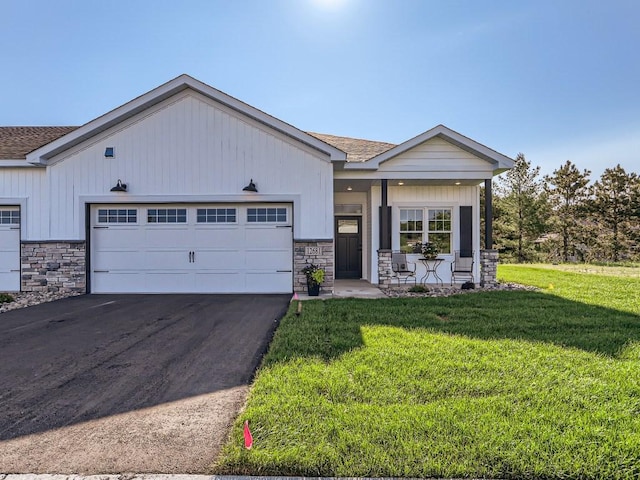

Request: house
left=0, top=75, right=513, bottom=294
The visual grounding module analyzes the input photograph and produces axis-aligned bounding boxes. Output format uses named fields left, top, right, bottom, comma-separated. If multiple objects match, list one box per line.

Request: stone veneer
left=480, top=249, right=499, bottom=287
left=377, top=249, right=393, bottom=288
left=293, top=240, right=334, bottom=293
left=21, top=241, right=86, bottom=293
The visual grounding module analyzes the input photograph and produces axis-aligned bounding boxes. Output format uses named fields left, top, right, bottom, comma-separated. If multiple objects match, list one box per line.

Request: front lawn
left=214, top=266, right=640, bottom=479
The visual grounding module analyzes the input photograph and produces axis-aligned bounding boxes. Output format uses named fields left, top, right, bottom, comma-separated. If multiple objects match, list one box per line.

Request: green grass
left=499, top=264, right=640, bottom=316
left=214, top=266, right=640, bottom=479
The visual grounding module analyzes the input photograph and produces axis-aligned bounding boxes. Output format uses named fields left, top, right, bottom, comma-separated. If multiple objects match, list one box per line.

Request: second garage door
left=0, top=207, right=20, bottom=292
left=91, top=204, right=293, bottom=293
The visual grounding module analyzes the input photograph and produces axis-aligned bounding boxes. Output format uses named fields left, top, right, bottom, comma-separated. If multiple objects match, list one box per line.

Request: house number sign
left=305, top=246, right=322, bottom=255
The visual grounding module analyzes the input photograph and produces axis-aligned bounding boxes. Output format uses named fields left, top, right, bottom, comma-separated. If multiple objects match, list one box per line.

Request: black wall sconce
left=110, top=179, right=127, bottom=192
left=105, top=147, right=114, bottom=158
left=242, top=179, right=258, bottom=193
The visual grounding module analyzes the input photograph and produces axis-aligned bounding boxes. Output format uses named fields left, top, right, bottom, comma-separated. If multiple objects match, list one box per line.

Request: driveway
left=0, top=294, right=290, bottom=474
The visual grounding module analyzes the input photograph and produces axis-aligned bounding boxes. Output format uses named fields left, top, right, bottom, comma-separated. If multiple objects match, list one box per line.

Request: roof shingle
left=0, top=126, right=78, bottom=160
left=307, top=132, right=396, bottom=162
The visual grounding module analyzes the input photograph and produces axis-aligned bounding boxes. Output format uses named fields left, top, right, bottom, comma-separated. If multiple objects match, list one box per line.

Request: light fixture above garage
left=110, top=179, right=127, bottom=192
left=242, top=179, right=258, bottom=193
left=104, top=147, right=114, bottom=158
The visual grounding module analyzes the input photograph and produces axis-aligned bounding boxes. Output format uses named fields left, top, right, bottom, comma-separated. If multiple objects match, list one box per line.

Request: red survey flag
left=244, top=420, right=253, bottom=449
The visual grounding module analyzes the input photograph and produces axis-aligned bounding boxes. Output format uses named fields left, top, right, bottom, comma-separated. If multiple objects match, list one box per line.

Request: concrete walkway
left=295, top=279, right=387, bottom=300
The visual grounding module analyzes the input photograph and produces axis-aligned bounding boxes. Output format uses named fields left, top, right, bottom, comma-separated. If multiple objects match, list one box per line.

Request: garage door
left=0, top=207, right=20, bottom=292
left=90, top=204, right=293, bottom=293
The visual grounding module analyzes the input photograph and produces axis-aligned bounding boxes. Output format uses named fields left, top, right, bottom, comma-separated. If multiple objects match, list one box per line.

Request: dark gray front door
left=335, top=217, right=362, bottom=279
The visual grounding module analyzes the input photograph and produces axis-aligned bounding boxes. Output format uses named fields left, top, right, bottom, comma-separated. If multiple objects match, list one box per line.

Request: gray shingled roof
left=0, top=126, right=78, bottom=159
left=307, top=132, right=396, bottom=162
left=0, top=126, right=394, bottom=163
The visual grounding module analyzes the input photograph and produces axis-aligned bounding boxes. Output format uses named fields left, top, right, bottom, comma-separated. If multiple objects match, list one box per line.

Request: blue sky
left=2, top=0, right=639, bottom=178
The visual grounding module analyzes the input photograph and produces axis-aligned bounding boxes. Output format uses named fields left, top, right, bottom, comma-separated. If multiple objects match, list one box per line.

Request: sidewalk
left=295, top=279, right=387, bottom=300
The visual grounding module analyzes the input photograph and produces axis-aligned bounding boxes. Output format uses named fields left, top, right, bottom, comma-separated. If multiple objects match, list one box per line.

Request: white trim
left=334, top=170, right=495, bottom=181
left=27, top=75, right=346, bottom=165
left=0, top=160, right=44, bottom=168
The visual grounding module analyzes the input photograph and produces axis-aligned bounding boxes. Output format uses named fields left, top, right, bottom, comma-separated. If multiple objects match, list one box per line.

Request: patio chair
left=451, top=250, right=474, bottom=285
left=391, top=252, right=417, bottom=285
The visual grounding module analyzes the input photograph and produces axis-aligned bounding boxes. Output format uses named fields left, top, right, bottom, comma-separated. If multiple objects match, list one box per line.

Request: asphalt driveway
left=0, top=294, right=290, bottom=474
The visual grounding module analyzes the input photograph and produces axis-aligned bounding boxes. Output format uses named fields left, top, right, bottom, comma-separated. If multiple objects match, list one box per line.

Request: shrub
left=408, top=285, right=429, bottom=293
left=0, top=293, right=15, bottom=304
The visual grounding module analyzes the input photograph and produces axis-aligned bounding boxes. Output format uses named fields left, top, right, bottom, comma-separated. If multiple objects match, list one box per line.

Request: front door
left=335, top=216, right=362, bottom=279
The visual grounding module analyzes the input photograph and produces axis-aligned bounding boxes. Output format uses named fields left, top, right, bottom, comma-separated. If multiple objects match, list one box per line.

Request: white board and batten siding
left=42, top=89, right=334, bottom=242
left=91, top=203, right=293, bottom=293
left=0, top=206, right=21, bottom=291
left=369, top=184, right=481, bottom=284
left=0, top=168, right=47, bottom=240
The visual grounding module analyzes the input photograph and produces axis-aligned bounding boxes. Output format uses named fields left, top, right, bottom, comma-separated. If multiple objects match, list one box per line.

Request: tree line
left=489, top=155, right=640, bottom=263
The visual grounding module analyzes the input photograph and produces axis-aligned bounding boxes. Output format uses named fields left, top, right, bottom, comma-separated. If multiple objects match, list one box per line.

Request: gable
left=27, top=74, right=345, bottom=165
left=47, top=89, right=332, bottom=168
left=343, top=125, right=514, bottom=176
left=377, top=136, right=493, bottom=174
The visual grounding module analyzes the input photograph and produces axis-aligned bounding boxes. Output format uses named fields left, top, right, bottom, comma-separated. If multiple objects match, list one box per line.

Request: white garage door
left=0, top=207, right=20, bottom=292
left=90, top=204, right=293, bottom=293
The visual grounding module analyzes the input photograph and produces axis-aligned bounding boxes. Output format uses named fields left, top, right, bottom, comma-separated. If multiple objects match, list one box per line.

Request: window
left=0, top=210, right=20, bottom=225
left=399, top=208, right=452, bottom=254
left=197, top=208, right=236, bottom=223
left=247, top=207, right=287, bottom=223
left=337, top=218, right=359, bottom=234
left=147, top=208, right=187, bottom=223
left=427, top=208, right=452, bottom=254
left=399, top=209, right=423, bottom=253
left=335, top=204, right=362, bottom=215
left=98, top=209, right=137, bottom=224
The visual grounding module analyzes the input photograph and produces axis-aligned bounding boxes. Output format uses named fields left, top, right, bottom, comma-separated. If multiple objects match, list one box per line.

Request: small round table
left=419, top=258, right=443, bottom=285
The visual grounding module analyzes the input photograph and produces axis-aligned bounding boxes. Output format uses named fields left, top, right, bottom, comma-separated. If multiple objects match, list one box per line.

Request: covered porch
left=327, top=125, right=512, bottom=289
left=333, top=177, right=496, bottom=287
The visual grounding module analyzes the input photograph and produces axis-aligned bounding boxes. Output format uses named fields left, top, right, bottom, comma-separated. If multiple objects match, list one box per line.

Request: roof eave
left=1, top=159, right=45, bottom=167
left=26, top=74, right=346, bottom=164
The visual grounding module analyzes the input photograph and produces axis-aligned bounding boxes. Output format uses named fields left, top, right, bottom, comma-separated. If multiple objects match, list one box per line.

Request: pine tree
left=494, top=153, right=548, bottom=262
left=590, top=165, right=640, bottom=261
left=544, top=161, right=591, bottom=262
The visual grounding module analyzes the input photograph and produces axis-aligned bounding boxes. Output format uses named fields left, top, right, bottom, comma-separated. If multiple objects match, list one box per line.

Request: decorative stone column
left=480, top=249, right=499, bottom=287
left=293, top=240, right=334, bottom=293
left=377, top=249, right=393, bottom=288
left=21, top=241, right=86, bottom=293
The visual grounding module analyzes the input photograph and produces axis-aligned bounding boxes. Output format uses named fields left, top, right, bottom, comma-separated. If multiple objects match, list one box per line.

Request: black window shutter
left=459, top=206, right=473, bottom=257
